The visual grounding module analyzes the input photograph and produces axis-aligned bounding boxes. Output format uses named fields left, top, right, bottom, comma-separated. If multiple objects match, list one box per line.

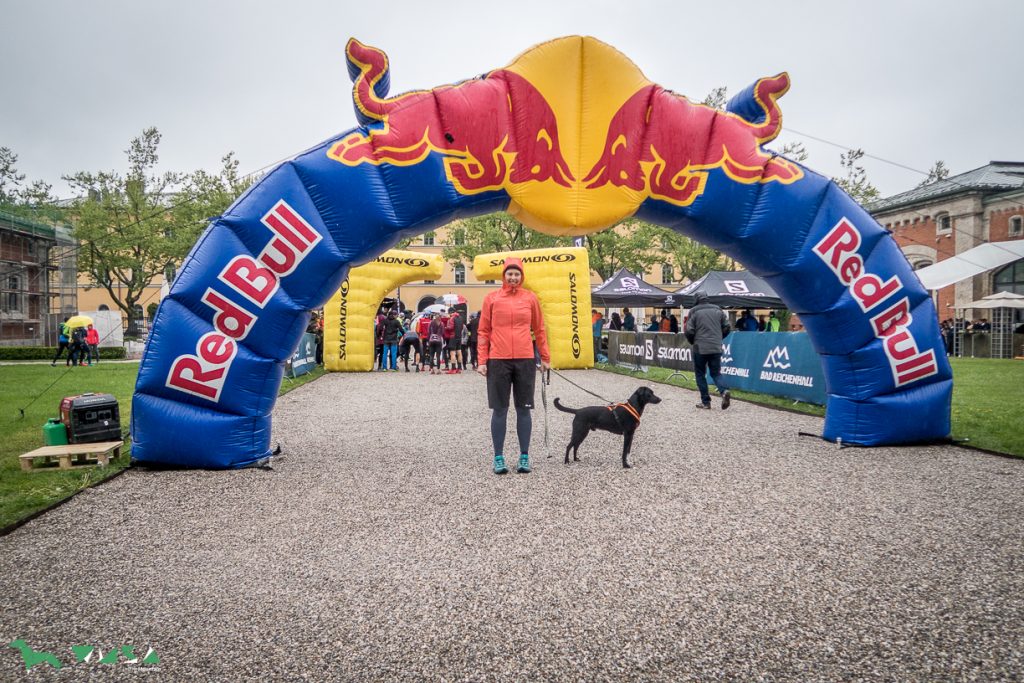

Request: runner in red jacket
left=477, top=257, right=551, bottom=475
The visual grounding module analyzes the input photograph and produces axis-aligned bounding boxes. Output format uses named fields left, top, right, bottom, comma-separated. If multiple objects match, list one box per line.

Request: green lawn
left=0, top=363, right=324, bottom=531
left=597, top=357, right=1024, bottom=457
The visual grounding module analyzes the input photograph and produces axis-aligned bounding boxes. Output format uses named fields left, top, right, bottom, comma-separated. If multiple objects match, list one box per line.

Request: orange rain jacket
left=477, top=257, right=551, bottom=365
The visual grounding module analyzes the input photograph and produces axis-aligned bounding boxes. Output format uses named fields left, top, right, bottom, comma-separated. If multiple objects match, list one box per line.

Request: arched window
left=993, top=258, right=1024, bottom=295
left=935, top=212, right=952, bottom=235
left=454, top=263, right=466, bottom=284
left=913, top=260, right=933, bottom=270
left=994, top=258, right=1024, bottom=324
left=661, top=263, right=673, bottom=284
left=98, top=304, right=110, bottom=311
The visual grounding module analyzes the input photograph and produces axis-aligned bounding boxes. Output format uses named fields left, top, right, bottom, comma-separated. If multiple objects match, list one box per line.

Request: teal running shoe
left=493, top=454, right=509, bottom=475
left=517, top=454, right=531, bottom=474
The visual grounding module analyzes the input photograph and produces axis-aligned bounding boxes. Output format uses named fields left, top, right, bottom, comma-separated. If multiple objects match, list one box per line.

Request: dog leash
left=550, top=368, right=614, bottom=404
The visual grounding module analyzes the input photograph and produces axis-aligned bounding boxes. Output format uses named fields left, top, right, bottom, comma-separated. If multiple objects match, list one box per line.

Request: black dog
left=553, top=387, right=662, bottom=468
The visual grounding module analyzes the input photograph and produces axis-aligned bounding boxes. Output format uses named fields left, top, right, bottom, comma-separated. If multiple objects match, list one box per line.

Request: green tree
left=701, top=86, right=728, bottom=110
left=0, top=147, right=60, bottom=220
left=833, top=148, right=879, bottom=204
left=0, top=147, right=26, bottom=204
left=585, top=221, right=681, bottom=281
left=774, top=140, right=809, bottom=163
left=917, top=160, right=949, bottom=187
left=64, top=128, right=247, bottom=334
left=656, top=228, right=727, bottom=283
left=441, top=213, right=569, bottom=268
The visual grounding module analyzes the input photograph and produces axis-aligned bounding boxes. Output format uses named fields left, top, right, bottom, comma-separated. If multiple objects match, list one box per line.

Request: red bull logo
left=584, top=74, right=803, bottom=206
left=328, top=37, right=805, bottom=232
left=328, top=39, right=574, bottom=195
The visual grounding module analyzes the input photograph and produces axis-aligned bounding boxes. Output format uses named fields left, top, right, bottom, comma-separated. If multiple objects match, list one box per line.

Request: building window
left=1010, top=215, right=1023, bottom=237
left=993, top=259, right=1024, bottom=295
left=6, top=275, right=21, bottom=313
left=935, top=212, right=952, bottom=235
left=424, top=280, right=435, bottom=285
left=485, top=280, right=496, bottom=284
left=661, top=263, right=674, bottom=284
left=423, top=232, right=435, bottom=246
left=454, top=264, right=466, bottom=284
left=453, top=229, right=465, bottom=246
left=164, top=264, right=176, bottom=284
left=913, top=260, right=933, bottom=270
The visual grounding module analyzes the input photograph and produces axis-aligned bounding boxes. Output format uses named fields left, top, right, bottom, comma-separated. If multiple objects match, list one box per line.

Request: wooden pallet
left=19, top=440, right=124, bottom=472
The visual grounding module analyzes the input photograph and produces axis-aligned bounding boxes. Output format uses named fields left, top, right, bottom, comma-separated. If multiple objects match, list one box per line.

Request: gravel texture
left=2, top=368, right=1023, bottom=681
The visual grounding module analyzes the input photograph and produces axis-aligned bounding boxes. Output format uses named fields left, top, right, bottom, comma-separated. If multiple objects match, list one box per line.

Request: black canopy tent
left=591, top=267, right=681, bottom=308
left=674, top=270, right=785, bottom=309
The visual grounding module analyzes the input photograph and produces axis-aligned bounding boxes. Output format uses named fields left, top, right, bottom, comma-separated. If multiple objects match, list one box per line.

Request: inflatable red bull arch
left=132, top=36, right=952, bottom=467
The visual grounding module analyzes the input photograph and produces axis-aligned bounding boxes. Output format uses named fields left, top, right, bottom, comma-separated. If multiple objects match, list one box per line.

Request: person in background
left=622, top=307, right=635, bottom=332
left=592, top=309, right=605, bottom=363
left=659, top=309, right=672, bottom=332
left=380, top=310, right=403, bottom=371
left=478, top=258, right=551, bottom=475
left=374, top=313, right=386, bottom=369
left=50, top=317, right=70, bottom=367
left=427, top=313, right=445, bottom=374
left=609, top=312, right=622, bottom=331
left=685, top=292, right=732, bottom=410
left=669, top=313, right=679, bottom=334
left=646, top=314, right=660, bottom=332
left=446, top=307, right=465, bottom=373
left=736, top=309, right=758, bottom=332
left=757, top=315, right=766, bottom=332
left=764, top=311, right=781, bottom=332
left=69, top=325, right=88, bottom=367
left=468, top=311, right=481, bottom=369
left=416, top=313, right=432, bottom=371
left=399, top=324, right=422, bottom=372
left=85, top=324, right=100, bottom=365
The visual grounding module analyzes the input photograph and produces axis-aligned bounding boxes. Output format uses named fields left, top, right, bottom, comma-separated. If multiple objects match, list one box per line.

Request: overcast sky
left=3, top=0, right=1021, bottom=201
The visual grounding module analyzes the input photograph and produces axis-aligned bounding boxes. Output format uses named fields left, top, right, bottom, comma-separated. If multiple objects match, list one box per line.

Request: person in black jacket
left=467, top=312, right=481, bottom=369
left=380, top=310, right=404, bottom=371
left=684, top=292, right=731, bottom=410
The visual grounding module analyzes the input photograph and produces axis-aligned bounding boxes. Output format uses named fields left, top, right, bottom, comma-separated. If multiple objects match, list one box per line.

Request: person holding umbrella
left=477, top=258, right=551, bottom=475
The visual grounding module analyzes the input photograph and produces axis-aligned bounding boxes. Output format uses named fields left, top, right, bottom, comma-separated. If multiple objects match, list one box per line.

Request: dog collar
left=607, top=402, right=641, bottom=424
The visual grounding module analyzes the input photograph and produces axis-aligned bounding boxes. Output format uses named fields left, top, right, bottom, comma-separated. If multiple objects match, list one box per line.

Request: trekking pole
left=541, top=368, right=551, bottom=457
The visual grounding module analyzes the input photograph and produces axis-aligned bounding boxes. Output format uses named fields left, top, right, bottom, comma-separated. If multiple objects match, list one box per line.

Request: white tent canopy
left=915, top=240, right=1024, bottom=290
left=963, top=291, right=1024, bottom=309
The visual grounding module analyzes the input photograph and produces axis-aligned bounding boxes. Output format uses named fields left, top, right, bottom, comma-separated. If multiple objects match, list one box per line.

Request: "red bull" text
left=813, top=217, right=938, bottom=387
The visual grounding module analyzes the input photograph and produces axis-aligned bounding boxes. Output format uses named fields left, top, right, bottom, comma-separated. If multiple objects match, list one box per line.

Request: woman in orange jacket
left=477, top=258, right=551, bottom=475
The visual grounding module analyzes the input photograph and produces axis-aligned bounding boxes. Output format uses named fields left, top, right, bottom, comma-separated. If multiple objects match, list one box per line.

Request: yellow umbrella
left=66, top=315, right=94, bottom=329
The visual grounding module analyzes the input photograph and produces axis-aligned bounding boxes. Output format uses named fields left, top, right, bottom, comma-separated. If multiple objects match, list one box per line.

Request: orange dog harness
left=606, top=402, right=641, bottom=424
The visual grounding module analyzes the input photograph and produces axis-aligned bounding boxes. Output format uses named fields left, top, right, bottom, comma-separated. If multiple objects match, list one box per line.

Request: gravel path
left=2, top=369, right=1022, bottom=681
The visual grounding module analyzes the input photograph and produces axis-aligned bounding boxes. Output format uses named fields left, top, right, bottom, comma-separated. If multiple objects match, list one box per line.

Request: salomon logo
left=763, top=346, right=791, bottom=369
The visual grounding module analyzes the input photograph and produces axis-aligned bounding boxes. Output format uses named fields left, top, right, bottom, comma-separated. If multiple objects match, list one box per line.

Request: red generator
left=60, top=393, right=121, bottom=444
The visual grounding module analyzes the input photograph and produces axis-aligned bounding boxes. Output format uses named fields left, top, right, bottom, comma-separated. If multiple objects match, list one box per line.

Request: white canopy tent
left=963, top=291, right=1024, bottom=309
left=915, top=240, right=1024, bottom=290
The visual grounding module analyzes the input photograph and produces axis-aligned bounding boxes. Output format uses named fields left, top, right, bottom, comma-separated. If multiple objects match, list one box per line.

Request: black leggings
left=51, top=341, right=69, bottom=364
left=428, top=341, right=443, bottom=368
left=491, top=408, right=532, bottom=456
